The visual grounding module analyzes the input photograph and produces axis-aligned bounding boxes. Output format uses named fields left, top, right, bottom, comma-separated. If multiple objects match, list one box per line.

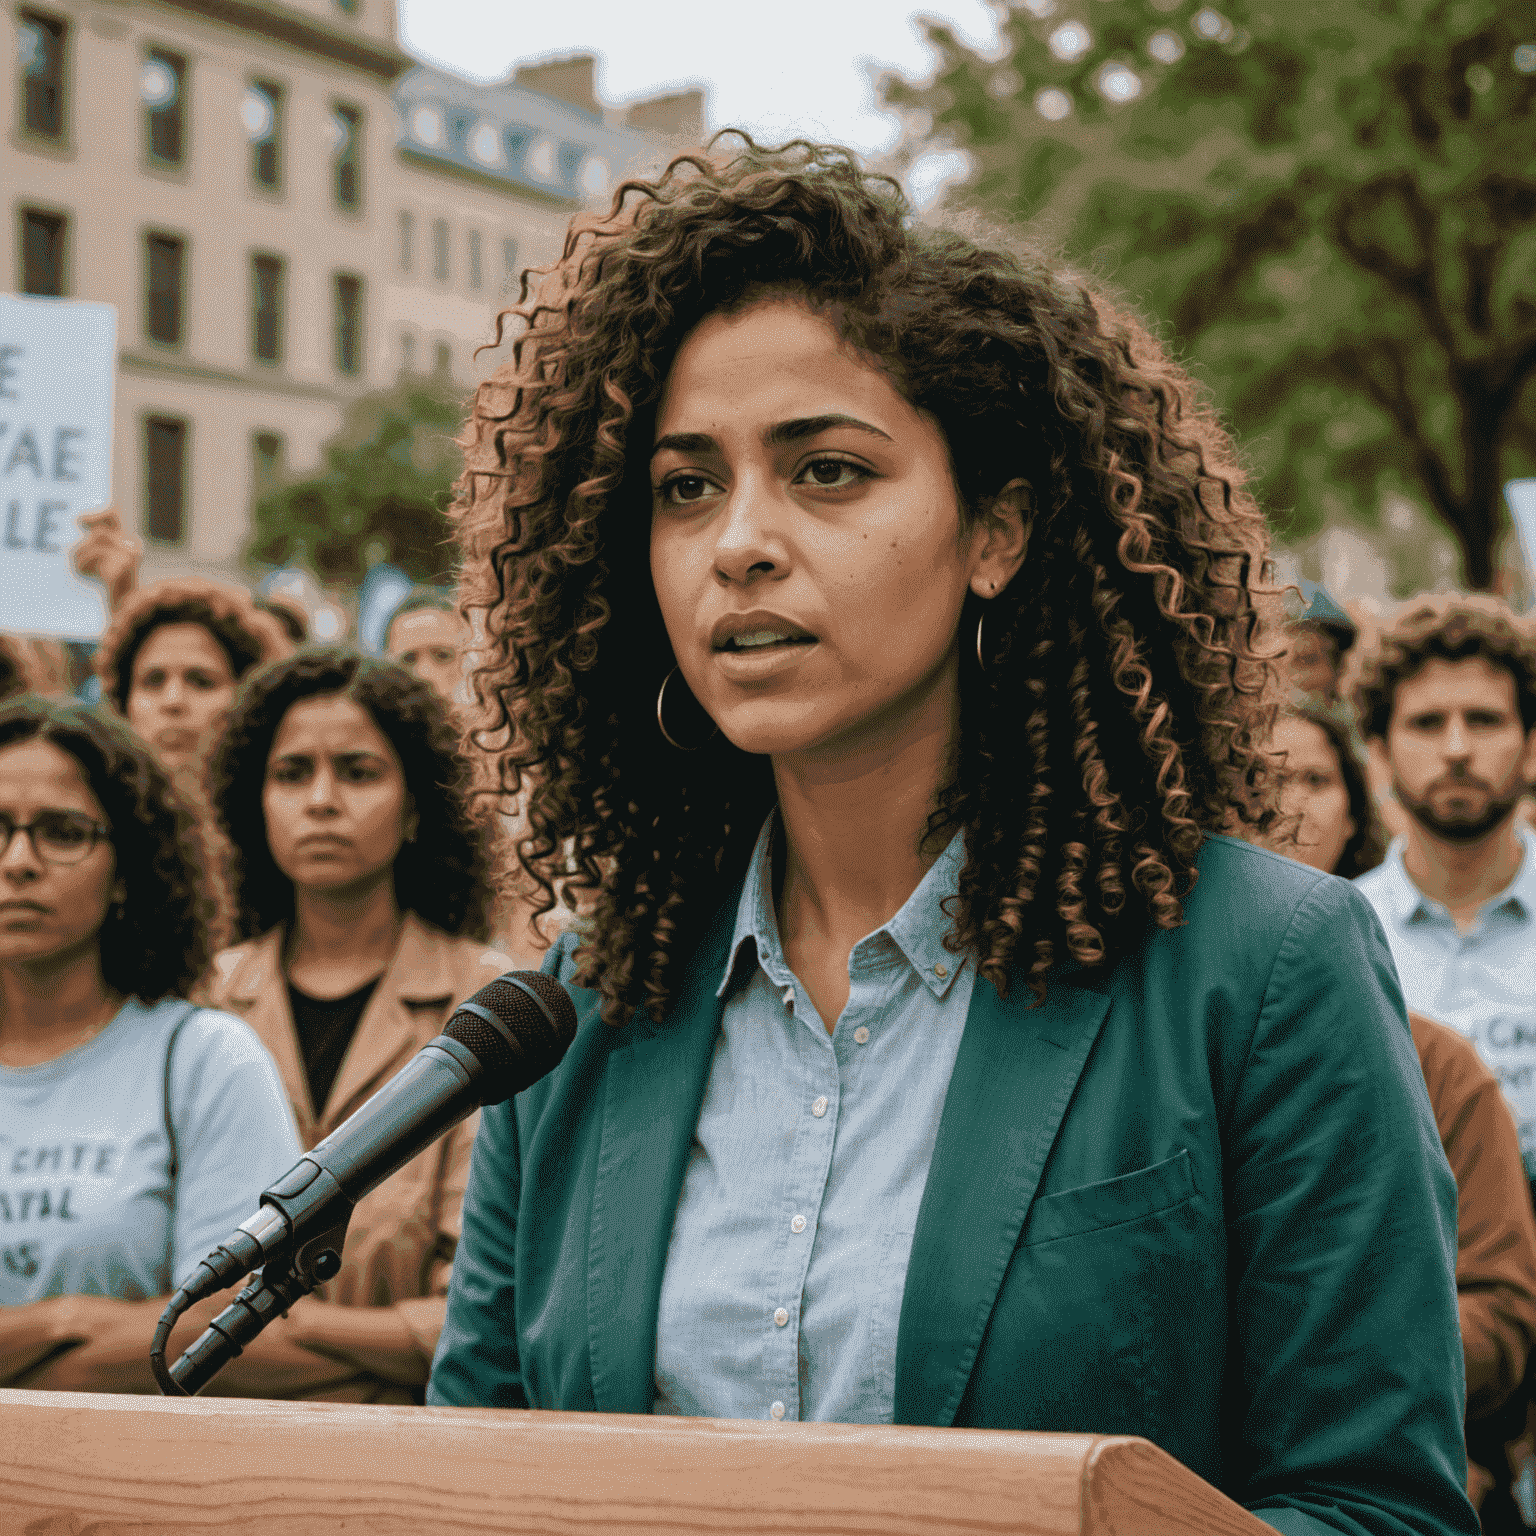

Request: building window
left=141, top=49, right=185, bottom=166
left=400, top=331, right=416, bottom=374
left=17, top=10, right=66, bottom=140
left=19, top=208, right=66, bottom=295
left=251, top=431, right=284, bottom=504
left=144, top=416, right=188, bottom=543
left=398, top=211, right=413, bottom=273
left=143, top=232, right=184, bottom=346
left=251, top=253, right=284, bottom=364
left=467, top=229, right=483, bottom=291
left=245, top=80, right=283, bottom=190
left=433, top=340, right=451, bottom=376
left=501, top=237, right=519, bottom=297
left=332, top=103, right=361, bottom=211
left=334, top=274, right=363, bottom=376
left=432, top=219, right=449, bottom=282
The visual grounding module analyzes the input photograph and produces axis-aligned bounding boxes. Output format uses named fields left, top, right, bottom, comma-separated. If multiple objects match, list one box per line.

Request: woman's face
left=1273, top=716, right=1357, bottom=875
left=649, top=297, right=1027, bottom=761
left=0, top=739, right=118, bottom=969
left=262, top=693, right=412, bottom=898
left=126, top=622, right=238, bottom=771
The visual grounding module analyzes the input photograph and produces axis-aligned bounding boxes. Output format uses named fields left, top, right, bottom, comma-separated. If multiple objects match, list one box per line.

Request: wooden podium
left=0, top=1389, right=1271, bottom=1534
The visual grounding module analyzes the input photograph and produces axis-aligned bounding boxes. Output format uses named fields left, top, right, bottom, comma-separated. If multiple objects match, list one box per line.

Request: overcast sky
left=397, top=0, right=1002, bottom=157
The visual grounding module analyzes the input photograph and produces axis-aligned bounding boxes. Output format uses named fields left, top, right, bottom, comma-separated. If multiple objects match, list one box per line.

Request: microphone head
left=443, top=971, right=579, bottom=1104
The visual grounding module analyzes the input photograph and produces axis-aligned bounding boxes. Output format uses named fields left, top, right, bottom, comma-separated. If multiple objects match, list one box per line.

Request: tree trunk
left=1458, top=376, right=1504, bottom=592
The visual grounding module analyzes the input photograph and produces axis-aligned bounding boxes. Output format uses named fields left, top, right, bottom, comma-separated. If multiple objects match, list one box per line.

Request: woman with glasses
left=0, top=696, right=300, bottom=1391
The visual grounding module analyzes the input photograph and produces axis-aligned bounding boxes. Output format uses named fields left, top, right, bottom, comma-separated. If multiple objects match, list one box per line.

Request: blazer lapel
left=320, top=916, right=444, bottom=1133
left=220, top=930, right=317, bottom=1142
left=585, top=906, right=734, bottom=1414
left=893, top=968, right=1112, bottom=1426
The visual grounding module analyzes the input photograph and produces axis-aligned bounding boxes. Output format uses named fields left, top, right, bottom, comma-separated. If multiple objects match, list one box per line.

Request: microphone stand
left=151, top=1214, right=352, bottom=1396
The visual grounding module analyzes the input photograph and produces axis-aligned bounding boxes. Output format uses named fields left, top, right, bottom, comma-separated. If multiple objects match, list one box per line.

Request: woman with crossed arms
left=429, top=140, right=1476, bottom=1534
left=199, top=647, right=512, bottom=1401
left=0, top=697, right=298, bottom=1390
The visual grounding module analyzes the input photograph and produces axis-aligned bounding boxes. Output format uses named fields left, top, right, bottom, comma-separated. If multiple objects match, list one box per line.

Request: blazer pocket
left=1020, top=1149, right=1195, bottom=1247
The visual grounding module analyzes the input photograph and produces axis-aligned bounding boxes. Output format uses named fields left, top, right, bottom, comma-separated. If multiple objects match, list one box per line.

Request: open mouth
left=717, top=632, right=817, bottom=654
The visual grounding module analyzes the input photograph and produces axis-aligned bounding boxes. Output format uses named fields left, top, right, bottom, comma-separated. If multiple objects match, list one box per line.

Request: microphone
left=153, top=970, right=577, bottom=1395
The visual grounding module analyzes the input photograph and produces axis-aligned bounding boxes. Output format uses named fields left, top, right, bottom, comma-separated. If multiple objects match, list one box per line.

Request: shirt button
left=774, top=1306, right=789, bottom=1327
left=853, top=1026, right=870, bottom=1044
left=790, top=1214, right=806, bottom=1233
left=811, top=1096, right=828, bottom=1117
left=933, top=963, right=948, bottom=979
left=770, top=1401, right=786, bottom=1420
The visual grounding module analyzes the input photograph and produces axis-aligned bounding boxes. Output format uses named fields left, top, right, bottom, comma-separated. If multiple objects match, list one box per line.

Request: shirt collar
left=1503, top=825, right=1536, bottom=919
left=717, top=811, right=968, bottom=1001
left=1384, top=825, right=1536, bottom=927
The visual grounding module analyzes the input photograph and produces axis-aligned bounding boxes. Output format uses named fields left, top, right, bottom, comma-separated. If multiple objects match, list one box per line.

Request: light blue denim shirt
left=651, top=812, right=974, bottom=1424
left=1355, top=825, right=1536, bottom=1173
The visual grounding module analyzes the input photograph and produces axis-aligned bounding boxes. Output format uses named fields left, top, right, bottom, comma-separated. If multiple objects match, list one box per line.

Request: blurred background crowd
left=3, top=0, right=1536, bottom=1529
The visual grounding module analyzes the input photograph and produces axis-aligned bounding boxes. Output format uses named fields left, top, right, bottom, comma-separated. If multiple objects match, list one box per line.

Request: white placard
left=1507, top=479, right=1536, bottom=600
left=0, top=295, right=115, bottom=638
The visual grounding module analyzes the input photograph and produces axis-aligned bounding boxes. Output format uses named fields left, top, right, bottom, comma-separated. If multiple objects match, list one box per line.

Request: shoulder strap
left=162, top=1002, right=200, bottom=1185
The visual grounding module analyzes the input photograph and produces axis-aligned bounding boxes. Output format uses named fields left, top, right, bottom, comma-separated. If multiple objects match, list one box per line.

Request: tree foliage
left=248, top=379, right=465, bottom=585
left=884, top=0, right=1536, bottom=588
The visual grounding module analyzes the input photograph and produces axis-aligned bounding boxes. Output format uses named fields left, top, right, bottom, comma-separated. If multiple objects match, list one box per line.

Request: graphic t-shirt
left=0, top=997, right=302, bottom=1304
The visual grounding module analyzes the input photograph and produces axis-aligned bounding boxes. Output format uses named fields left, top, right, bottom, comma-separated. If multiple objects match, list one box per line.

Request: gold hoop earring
left=976, top=606, right=989, bottom=672
left=656, top=667, right=719, bottom=751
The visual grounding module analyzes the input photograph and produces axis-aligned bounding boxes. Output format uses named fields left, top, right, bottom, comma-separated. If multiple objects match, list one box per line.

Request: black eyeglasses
left=0, top=810, right=112, bottom=867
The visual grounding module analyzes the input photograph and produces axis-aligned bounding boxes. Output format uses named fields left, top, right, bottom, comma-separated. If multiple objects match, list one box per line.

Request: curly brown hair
left=209, top=646, right=493, bottom=942
left=95, top=577, right=292, bottom=712
left=453, top=138, right=1280, bottom=1027
left=0, top=695, right=215, bottom=999
left=1351, top=592, right=1536, bottom=741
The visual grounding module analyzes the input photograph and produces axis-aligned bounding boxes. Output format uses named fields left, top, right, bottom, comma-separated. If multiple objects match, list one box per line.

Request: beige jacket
left=201, top=914, right=512, bottom=1399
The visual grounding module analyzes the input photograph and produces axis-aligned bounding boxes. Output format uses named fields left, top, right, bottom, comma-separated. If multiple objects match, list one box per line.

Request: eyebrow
left=651, top=413, right=893, bottom=458
left=270, top=750, right=388, bottom=765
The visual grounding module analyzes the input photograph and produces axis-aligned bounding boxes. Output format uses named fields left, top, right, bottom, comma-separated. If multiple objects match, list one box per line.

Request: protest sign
left=1507, top=479, right=1536, bottom=597
left=0, top=295, right=116, bottom=638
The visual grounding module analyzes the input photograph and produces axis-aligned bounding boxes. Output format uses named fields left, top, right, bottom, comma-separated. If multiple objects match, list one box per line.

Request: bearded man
left=1354, top=594, right=1536, bottom=1184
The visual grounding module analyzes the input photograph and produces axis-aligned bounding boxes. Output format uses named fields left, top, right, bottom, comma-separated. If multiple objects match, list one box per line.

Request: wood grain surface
left=0, top=1389, right=1272, bottom=1535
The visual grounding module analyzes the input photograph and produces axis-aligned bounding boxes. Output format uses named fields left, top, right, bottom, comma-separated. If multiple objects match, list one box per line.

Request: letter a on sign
left=0, top=295, right=115, bottom=638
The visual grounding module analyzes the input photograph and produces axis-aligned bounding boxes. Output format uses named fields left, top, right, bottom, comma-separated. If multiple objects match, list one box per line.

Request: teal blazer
left=429, top=835, right=1477, bottom=1536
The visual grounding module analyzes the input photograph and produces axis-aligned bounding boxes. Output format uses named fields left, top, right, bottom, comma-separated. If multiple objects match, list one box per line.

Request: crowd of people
left=0, top=524, right=552, bottom=1403
left=1, top=138, right=1532, bottom=1536
left=1272, top=589, right=1536, bottom=1530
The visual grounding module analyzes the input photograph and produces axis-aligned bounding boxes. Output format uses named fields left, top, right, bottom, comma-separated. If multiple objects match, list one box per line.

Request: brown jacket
left=1410, top=1011, right=1536, bottom=1421
left=200, top=914, right=512, bottom=1400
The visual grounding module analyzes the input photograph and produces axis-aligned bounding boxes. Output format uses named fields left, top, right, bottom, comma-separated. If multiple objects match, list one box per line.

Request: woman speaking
left=428, top=141, right=1475, bottom=1534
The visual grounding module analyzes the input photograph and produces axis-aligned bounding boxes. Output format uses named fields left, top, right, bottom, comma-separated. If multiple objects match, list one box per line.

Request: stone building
left=3, top=0, right=699, bottom=586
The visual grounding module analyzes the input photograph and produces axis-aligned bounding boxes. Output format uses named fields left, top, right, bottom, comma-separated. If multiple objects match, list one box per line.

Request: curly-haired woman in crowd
left=95, top=577, right=291, bottom=777
left=198, top=646, right=511, bottom=1402
left=427, top=140, right=1476, bottom=1532
left=0, top=697, right=299, bottom=1390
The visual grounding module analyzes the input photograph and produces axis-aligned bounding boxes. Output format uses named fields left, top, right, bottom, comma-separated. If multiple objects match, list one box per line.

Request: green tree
left=885, top=0, right=1536, bottom=588
left=249, top=379, right=465, bottom=585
